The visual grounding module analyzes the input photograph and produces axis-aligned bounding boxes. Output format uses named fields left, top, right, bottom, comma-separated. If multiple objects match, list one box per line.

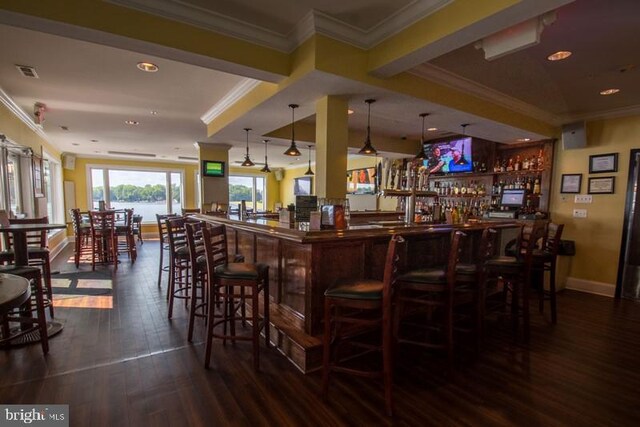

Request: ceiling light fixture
left=427, top=127, right=438, bottom=132
left=241, top=128, right=255, bottom=167
left=359, top=99, right=377, bottom=155
left=260, top=139, right=271, bottom=173
left=517, top=138, right=531, bottom=142
left=125, top=120, right=139, bottom=125
left=137, top=62, right=158, bottom=72
left=304, top=145, right=314, bottom=176
left=600, top=88, right=620, bottom=96
left=90, top=139, right=98, bottom=143
left=414, top=113, right=429, bottom=160
left=150, top=110, right=158, bottom=115
left=547, top=50, right=572, bottom=61
left=284, top=104, right=302, bottom=156
left=348, top=109, right=354, bottom=115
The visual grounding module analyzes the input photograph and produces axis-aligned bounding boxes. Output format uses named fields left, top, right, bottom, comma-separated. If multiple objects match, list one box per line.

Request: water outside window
left=108, top=169, right=169, bottom=218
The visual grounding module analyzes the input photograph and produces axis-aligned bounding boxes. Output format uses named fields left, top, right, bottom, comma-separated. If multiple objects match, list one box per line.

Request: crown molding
left=0, top=87, right=50, bottom=142
left=107, top=0, right=453, bottom=52
left=410, top=63, right=563, bottom=127
left=564, top=104, right=640, bottom=123
left=200, top=78, right=261, bottom=125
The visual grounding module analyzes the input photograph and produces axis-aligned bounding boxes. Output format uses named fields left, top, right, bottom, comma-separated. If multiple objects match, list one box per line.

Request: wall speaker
left=274, top=169, right=284, bottom=181
left=562, top=121, right=587, bottom=150
left=62, top=153, right=76, bottom=170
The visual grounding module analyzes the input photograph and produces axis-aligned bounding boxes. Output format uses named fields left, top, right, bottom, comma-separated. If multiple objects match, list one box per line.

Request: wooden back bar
left=196, top=214, right=519, bottom=372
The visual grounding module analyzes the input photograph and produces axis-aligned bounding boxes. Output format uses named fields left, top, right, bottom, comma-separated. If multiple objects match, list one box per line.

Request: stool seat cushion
left=233, top=254, right=245, bottom=263
left=455, top=263, right=477, bottom=275
left=398, top=268, right=446, bottom=284
left=0, top=265, right=41, bottom=277
left=214, top=262, right=268, bottom=280
left=175, top=246, right=190, bottom=257
left=486, top=256, right=523, bottom=269
left=196, top=255, right=207, bottom=265
left=0, top=248, right=49, bottom=258
left=532, top=249, right=554, bottom=262
left=325, top=279, right=383, bottom=300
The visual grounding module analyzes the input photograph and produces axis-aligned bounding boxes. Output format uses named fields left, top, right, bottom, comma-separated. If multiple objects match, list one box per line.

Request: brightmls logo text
left=0, top=405, right=68, bottom=426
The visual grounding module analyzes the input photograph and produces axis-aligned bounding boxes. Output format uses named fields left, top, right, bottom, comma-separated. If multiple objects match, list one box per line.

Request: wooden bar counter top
left=196, top=213, right=518, bottom=373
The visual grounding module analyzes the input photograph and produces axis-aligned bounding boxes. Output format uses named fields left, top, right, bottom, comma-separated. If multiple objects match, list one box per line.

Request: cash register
left=488, top=189, right=525, bottom=219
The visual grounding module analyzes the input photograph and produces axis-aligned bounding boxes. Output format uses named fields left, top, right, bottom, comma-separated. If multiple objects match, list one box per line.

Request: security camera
left=34, top=102, right=46, bottom=124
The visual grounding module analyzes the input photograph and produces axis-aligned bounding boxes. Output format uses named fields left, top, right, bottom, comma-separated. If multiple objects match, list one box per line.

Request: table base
left=1, top=321, right=64, bottom=347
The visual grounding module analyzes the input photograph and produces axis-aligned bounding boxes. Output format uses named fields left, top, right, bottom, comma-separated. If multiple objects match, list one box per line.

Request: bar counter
left=195, top=213, right=519, bottom=372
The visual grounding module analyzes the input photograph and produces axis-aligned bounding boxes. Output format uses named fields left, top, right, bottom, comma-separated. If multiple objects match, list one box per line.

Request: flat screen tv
left=422, top=137, right=473, bottom=174
left=501, top=189, right=526, bottom=207
left=294, top=176, right=313, bottom=195
left=347, top=167, right=377, bottom=194
left=202, top=160, right=225, bottom=177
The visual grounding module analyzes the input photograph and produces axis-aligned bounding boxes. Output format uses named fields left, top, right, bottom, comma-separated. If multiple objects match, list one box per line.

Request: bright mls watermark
left=0, top=405, right=68, bottom=426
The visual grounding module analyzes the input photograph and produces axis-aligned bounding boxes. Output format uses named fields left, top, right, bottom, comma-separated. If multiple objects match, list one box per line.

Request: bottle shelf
left=493, top=169, right=545, bottom=176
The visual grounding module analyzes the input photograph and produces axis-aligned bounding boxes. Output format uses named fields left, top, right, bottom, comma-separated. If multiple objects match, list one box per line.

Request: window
left=42, top=153, right=64, bottom=225
left=87, top=165, right=184, bottom=221
left=6, top=152, right=21, bottom=215
left=229, top=175, right=265, bottom=211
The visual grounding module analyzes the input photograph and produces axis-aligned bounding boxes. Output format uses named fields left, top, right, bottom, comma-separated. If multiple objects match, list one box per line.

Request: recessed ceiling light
left=125, top=120, right=139, bottom=125
left=427, top=127, right=438, bottom=132
left=547, top=51, right=572, bottom=61
left=72, top=143, right=79, bottom=146
left=137, top=62, right=158, bottom=72
left=150, top=110, right=158, bottom=115
left=90, top=139, right=98, bottom=143
left=174, top=147, right=181, bottom=150
left=348, top=109, right=354, bottom=115
left=517, top=138, right=531, bottom=142
left=94, top=151, right=101, bottom=153
left=600, top=88, right=620, bottom=96
left=60, top=126, right=69, bottom=131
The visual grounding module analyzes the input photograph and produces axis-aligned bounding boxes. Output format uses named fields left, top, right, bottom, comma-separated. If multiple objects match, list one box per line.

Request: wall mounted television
left=202, top=160, right=225, bottom=177
left=422, top=137, right=473, bottom=174
left=294, top=176, right=313, bottom=195
left=501, top=189, right=526, bottom=207
left=347, top=167, right=378, bottom=195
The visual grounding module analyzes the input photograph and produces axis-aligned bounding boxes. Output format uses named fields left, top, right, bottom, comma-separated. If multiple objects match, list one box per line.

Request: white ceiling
left=1, top=0, right=638, bottom=171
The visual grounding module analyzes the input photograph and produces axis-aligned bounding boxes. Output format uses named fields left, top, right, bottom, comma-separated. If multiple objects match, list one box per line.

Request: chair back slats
left=185, top=221, right=204, bottom=266
left=446, top=231, right=466, bottom=287
left=165, top=217, right=187, bottom=254
left=523, top=223, right=547, bottom=265
left=7, top=217, right=49, bottom=248
left=201, top=223, right=230, bottom=280
left=156, top=213, right=178, bottom=242
left=544, top=223, right=565, bottom=255
left=382, top=234, right=406, bottom=302
left=478, top=227, right=499, bottom=264
left=89, top=210, right=116, bottom=232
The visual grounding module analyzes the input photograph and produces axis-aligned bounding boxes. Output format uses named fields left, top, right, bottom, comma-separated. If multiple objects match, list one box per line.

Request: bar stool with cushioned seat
left=70, top=209, right=91, bottom=267
left=165, top=216, right=191, bottom=319
left=89, top=210, right=118, bottom=270
left=393, top=231, right=465, bottom=372
left=532, top=223, right=564, bottom=324
left=322, top=235, right=406, bottom=417
left=185, top=221, right=208, bottom=341
left=115, top=208, right=137, bottom=264
left=202, top=223, right=269, bottom=371
left=156, top=213, right=178, bottom=289
left=484, top=222, right=546, bottom=342
left=0, top=266, right=49, bottom=354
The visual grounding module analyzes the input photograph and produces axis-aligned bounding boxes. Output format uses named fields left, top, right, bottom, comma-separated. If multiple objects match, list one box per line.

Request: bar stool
left=484, top=222, right=546, bottom=342
left=115, top=208, right=137, bottom=263
left=70, top=209, right=91, bottom=267
left=202, top=223, right=269, bottom=371
left=393, top=231, right=465, bottom=372
left=89, top=210, right=118, bottom=270
left=532, top=223, right=564, bottom=324
left=322, top=235, right=405, bottom=417
left=185, top=221, right=207, bottom=342
left=156, top=213, right=178, bottom=289
left=165, top=216, right=190, bottom=319
left=0, top=266, right=49, bottom=354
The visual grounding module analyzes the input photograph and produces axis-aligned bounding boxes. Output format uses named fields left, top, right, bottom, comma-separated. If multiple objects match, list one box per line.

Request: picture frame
left=561, top=174, right=582, bottom=194
left=589, top=153, right=618, bottom=174
left=32, top=156, right=44, bottom=198
left=588, top=176, right=615, bottom=194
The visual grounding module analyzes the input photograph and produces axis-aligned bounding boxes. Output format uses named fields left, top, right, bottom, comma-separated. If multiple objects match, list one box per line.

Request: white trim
left=565, top=104, right=640, bottom=123
left=49, top=236, right=71, bottom=261
left=0, top=86, right=50, bottom=142
left=565, top=277, right=615, bottom=298
left=200, top=78, right=261, bottom=125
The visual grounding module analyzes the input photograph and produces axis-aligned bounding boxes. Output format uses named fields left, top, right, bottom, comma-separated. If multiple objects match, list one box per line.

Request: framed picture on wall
left=588, top=176, right=615, bottom=194
left=32, top=156, right=44, bottom=198
left=561, top=174, right=582, bottom=193
left=589, top=153, right=618, bottom=173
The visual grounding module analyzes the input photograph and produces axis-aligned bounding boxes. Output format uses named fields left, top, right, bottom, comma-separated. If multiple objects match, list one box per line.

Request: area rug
left=51, top=270, right=114, bottom=309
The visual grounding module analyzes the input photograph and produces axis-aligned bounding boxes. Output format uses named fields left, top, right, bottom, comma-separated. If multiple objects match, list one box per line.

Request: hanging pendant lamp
left=304, top=145, right=314, bottom=176
left=241, top=128, right=255, bottom=167
left=359, top=99, right=377, bottom=155
left=284, top=104, right=302, bottom=157
left=414, top=113, right=429, bottom=159
left=260, top=139, right=271, bottom=173
left=458, top=123, right=470, bottom=165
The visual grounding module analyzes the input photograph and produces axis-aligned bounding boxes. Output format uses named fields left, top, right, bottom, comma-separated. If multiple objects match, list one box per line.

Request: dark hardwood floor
left=2, top=241, right=640, bottom=426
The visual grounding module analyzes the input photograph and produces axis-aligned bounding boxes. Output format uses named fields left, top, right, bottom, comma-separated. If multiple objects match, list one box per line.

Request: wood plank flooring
left=1, top=241, right=640, bottom=426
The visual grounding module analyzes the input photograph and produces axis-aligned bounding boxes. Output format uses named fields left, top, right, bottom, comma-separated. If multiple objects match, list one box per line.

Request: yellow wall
left=549, top=114, right=640, bottom=291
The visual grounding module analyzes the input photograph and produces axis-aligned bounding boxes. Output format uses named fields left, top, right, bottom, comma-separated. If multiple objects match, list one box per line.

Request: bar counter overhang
left=196, top=214, right=519, bottom=373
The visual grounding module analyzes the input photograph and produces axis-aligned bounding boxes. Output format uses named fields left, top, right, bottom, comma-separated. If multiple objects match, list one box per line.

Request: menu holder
left=295, top=196, right=317, bottom=222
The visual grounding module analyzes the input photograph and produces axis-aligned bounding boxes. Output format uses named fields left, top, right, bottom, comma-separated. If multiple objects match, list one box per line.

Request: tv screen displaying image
left=501, top=189, right=526, bottom=207
left=202, top=160, right=225, bottom=177
left=294, top=177, right=313, bottom=195
left=423, top=137, right=473, bottom=173
left=347, top=167, right=377, bottom=194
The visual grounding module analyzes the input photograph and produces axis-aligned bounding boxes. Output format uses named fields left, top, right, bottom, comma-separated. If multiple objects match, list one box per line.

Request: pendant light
left=241, top=128, right=255, bottom=167
left=458, top=123, right=470, bottom=165
left=283, top=104, right=302, bottom=157
left=414, top=113, right=429, bottom=159
left=359, top=99, right=377, bottom=155
left=260, top=139, right=271, bottom=173
left=304, top=145, right=314, bottom=176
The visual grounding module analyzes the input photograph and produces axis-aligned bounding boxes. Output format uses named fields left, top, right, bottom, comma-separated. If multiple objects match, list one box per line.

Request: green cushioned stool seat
left=214, top=262, right=268, bottom=280
left=0, top=265, right=41, bottom=277
left=486, top=256, right=523, bottom=273
left=532, top=249, right=554, bottom=262
left=324, top=279, right=383, bottom=300
left=398, top=268, right=446, bottom=284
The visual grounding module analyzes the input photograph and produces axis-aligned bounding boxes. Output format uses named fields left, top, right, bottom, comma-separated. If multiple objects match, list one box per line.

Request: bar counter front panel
left=196, top=214, right=519, bottom=372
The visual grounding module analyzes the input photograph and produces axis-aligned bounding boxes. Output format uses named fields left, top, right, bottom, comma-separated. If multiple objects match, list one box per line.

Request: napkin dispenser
left=321, top=205, right=346, bottom=229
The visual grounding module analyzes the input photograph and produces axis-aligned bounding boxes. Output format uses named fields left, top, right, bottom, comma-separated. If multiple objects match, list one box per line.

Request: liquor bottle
left=514, top=155, right=521, bottom=171
left=460, top=182, right=467, bottom=195
left=537, top=149, right=544, bottom=170
left=453, top=182, right=460, bottom=196
left=507, top=158, right=514, bottom=171
left=533, top=177, right=541, bottom=195
left=494, top=159, right=501, bottom=173
left=525, top=177, right=532, bottom=192
left=522, top=156, right=530, bottom=170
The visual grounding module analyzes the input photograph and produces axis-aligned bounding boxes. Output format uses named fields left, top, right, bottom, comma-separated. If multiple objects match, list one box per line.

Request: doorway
left=617, top=149, right=640, bottom=299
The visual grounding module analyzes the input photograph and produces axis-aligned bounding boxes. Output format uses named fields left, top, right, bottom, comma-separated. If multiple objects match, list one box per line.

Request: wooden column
left=315, top=96, right=349, bottom=199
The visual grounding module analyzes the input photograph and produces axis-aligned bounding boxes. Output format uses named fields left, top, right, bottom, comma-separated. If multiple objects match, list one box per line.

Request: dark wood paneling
left=236, top=229, right=256, bottom=263
left=255, top=234, right=280, bottom=303
left=281, top=241, right=310, bottom=317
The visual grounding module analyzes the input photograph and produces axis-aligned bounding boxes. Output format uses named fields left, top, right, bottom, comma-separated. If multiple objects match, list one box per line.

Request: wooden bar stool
left=115, top=208, right=137, bottom=263
left=202, top=223, right=269, bottom=371
left=70, top=209, right=91, bottom=267
left=156, top=213, right=178, bottom=289
left=393, top=231, right=465, bottom=373
left=89, top=210, right=118, bottom=270
left=532, top=223, right=564, bottom=324
left=165, top=216, right=191, bottom=319
left=322, top=235, right=406, bottom=417
left=185, top=221, right=207, bottom=342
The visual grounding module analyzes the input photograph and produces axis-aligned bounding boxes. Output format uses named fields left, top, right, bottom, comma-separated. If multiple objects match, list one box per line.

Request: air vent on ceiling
left=177, top=156, right=199, bottom=161
left=107, top=151, right=156, bottom=158
left=15, top=65, right=39, bottom=79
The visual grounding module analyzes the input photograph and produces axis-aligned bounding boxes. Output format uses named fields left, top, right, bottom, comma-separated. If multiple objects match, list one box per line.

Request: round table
left=0, top=223, right=67, bottom=266
left=0, top=273, right=30, bottom=314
